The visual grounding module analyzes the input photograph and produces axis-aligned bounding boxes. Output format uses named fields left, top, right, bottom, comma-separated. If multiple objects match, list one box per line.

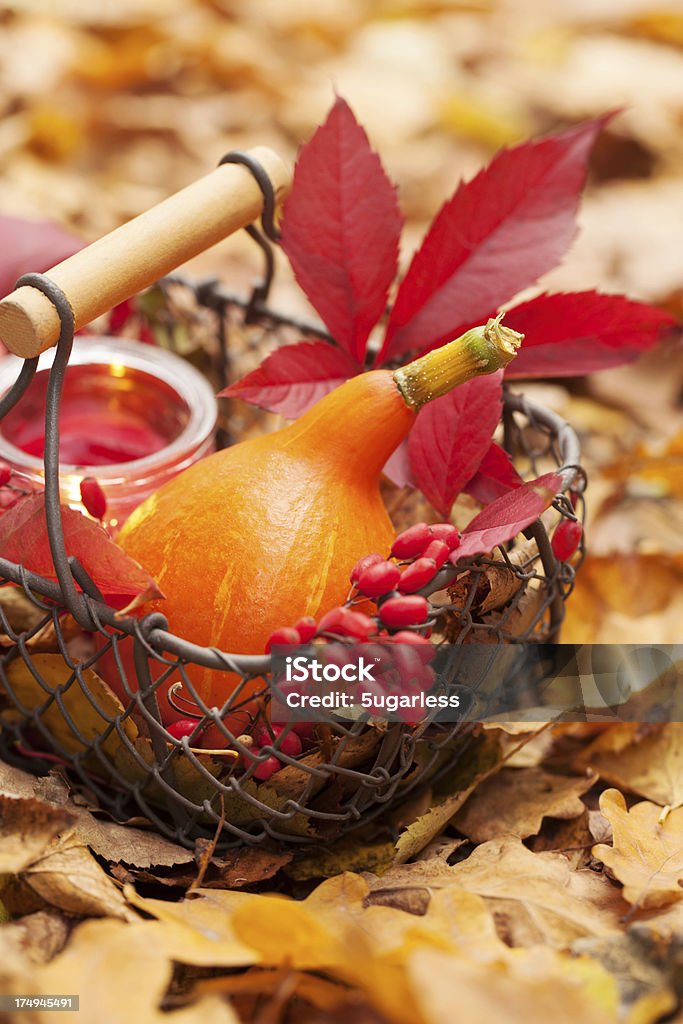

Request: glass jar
left=0, top=336, right=217, bottom=532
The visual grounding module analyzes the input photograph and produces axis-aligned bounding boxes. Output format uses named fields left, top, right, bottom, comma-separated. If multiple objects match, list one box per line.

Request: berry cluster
left=262, top=521, right=461, bottom=652
left=165, top=717, right=314, bottom=781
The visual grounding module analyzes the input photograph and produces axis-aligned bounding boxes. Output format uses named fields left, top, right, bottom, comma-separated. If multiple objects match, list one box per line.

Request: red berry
left=166, top=719, right=202, bottom=741
left=356, top=559, right=400, bottom=597
left=0, top=461, right=11, bottom=487
left=278, top=730, right=303, bottom=757
left=551, top=519, right=583, bottom=562
left=318, top=606, right=376, bottom=640
left=398, top=557, right=438, bottom=593
left=422, top=539, right=450, bottom=569
left=391, top=523, right=433, bottom=559
left=380, top=595, right=429, bottom=628
left=292, top=721, right=315, bottom=739
left=253, top=754, right=282, bottom=781
left=79, top=476, right=107, bottom=520
left=429, top=523, right=460, bottom=550
left=265, top=626, right=301, bottom=653
left=350, top=552, right=384, bottom=584
left=386, top=631, right=432, bottom=646
left=293, top=616, right=317, bottom=643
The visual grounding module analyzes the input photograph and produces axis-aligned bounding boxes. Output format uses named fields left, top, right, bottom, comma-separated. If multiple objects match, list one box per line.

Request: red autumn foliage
left=222, top=97, right=675, bottom=529
left=0, top=494, right=162, bottom=609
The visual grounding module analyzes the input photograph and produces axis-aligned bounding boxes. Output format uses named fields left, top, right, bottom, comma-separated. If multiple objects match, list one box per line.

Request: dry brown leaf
left=529, top=810, right=595, bottom=870
left=124, top=887, right=260, bottom=968
left=0, top=794, right=76, bottom=873
left=593, top=789, right=683, bottom=910
left=452, top=767, right=595, bottom=843
left=370, top=838, right=625, bottom=948
left=394, top=732, right=505, bottom=863
left=22, top=830, right=136, bottom=921
left=0, top=759, right=193, bottom=869
left=0, top=585, right=48, bottom=638
left=575, top=724, right=683, bottom=807
left=0, top=909, right=71, bottom=965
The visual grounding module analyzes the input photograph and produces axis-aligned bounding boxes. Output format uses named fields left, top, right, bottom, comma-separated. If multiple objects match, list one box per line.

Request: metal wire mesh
left=0, top=162, right=585, bottom=850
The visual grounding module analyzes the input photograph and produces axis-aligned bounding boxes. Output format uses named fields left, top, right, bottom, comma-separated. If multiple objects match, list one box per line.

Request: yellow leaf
left=3, top=653, right=138, bottom=758
left=27, top=918, right=239, bottom=1024
left=373, top=837, right=625, bottom=947
left=408, top=946, right=618, bottom=1024
left=594, top=789, right=683, bottom=910
left=124, top=887, right=260, bottom=968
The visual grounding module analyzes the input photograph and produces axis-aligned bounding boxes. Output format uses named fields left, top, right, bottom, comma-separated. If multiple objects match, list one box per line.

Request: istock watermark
left=267, top=643, right=683, bottom=725
left=285, top=654, right=377, bottom=683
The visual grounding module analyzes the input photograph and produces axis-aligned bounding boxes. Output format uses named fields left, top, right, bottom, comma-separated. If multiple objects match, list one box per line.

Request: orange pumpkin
left=116, top=319, right=521, bottom=724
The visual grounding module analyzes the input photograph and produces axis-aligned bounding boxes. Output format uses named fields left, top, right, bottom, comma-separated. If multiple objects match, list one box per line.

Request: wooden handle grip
left=0, top=146, right=290, bottom=358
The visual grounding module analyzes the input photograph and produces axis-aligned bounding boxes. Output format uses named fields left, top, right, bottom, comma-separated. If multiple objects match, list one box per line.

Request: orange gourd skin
left=116, top=370, right=415, bottom=722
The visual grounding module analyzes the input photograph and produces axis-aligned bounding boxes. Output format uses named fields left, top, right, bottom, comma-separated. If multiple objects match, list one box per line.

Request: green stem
left=393, top=315, right=523, bottom=411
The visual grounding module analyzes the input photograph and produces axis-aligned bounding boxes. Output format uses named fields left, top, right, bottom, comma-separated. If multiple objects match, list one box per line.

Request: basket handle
left=0, top=146, right=290, bottom=359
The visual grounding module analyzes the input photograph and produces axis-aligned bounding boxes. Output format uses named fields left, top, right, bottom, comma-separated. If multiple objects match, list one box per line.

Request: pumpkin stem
left=393, top=314, right=523, bottom=411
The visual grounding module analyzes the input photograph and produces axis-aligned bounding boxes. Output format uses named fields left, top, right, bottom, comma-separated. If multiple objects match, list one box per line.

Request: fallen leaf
left=394, top=732, right=504, bottom=862
left=371, top=837, right=625, bottom=947
left=0, top=909, right=71, bottom=965
left=26, top=917, right=240, bottom=1023
left=452, top=767, right=595, bottom=843
left=593, top=789, right=683, bottom=910
left=2, top=652, right=139, bottom=758
left=0, top=494, right=163, bottom=608
left=575, top=724, right=683, bottom=807
left=408, top=946, right=618, bottom=1024
left=22, top=830, right=136, bottom=920
left=0, top=794, right=75, bottom=873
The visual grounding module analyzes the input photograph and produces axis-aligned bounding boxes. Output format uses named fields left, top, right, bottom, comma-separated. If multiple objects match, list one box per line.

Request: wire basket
left=0, top=154, right=585, bottom=851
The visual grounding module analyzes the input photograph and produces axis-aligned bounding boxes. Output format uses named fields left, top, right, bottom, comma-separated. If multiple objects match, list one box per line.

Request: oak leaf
left=593, top=789, right=683, bottom=910
left=452, top=767, right=596, bottom=843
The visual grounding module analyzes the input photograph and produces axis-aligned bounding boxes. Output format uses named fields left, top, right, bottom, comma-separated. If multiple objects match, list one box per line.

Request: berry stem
left=393, top=314, right=523, bottom=411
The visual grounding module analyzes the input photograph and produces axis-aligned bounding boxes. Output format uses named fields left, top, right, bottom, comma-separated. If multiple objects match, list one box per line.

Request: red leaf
left=0, top=215, right=82, bottom=301
left=503, top=291, right=677, bottom=378
left=0, top=494, right=163, bottom=608
left=464, top=442, right=524, bottom=505
left=379, top=117, right=609, bottom=363
left=453, top=471, right=563, bottom=562
left=382, top=439, right=415, bottom=488
left=280, top=96, right=403, bottom=362
left=408, top=371, right=503, bottom=517
left=220, top=341, right=362, bottom=418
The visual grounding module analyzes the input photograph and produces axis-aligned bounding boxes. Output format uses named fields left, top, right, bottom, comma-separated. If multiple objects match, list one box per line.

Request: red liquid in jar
left=9, top=399, right=168, bottom=466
